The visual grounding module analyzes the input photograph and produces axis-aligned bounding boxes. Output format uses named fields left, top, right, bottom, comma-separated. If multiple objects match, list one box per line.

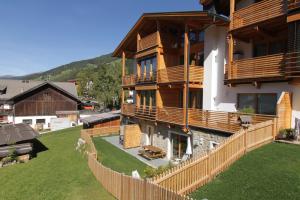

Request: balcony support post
left=183, top=24, right=190, bottom=132
left=121, top=51, right=126, bottom=106
left=228, top=34, right=234, bottom=80
left=230, top=0, right=235, bottom=30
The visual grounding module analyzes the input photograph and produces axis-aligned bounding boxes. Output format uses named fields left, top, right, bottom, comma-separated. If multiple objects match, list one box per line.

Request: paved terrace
left=103, top=135, right=169, bottom=168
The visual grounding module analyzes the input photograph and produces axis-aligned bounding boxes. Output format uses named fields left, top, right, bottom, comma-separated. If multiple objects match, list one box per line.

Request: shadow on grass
left=31, top=139, right=48, bottom=158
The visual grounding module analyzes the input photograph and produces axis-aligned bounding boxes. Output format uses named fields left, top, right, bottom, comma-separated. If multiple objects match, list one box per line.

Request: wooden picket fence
left=81, top=130, right=192, bottom=200
left=150, top=119, right=276, bottom=195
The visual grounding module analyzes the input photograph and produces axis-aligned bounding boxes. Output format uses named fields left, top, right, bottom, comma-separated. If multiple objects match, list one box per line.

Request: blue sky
left=0, top=0, right=201, bottom=76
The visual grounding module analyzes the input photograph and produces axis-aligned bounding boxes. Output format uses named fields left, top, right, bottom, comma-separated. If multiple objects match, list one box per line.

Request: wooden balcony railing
left=288, top=0, right=300, bottom=11
left=285, top=52, right=300, bottom=77
left=135, top=106, right=157, bottom=121
left=121, top=103, right=135, bottom=116
left=136, top=72, right=157, bottom=84
left=231, top=0, right=286, bottom=30
left=188, top=109, right=275, bottom=133
left=157, top=65, right=204, bottom=84
left=227, top=53, right=285, bottom=80
left=122, top=74, right=136, bottom=86
left=157, top=107, right=185, bottom=125
left=137, top=32, right=158, bottom=52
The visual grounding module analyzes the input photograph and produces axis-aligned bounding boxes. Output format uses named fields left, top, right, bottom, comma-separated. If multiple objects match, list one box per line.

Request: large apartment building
left=113, top=0, right=300, bottom=160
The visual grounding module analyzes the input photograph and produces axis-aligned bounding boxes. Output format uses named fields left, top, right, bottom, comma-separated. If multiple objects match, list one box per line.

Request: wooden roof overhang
left=113, top=11, right=229, bottom=58
left=231, top=15, right=288, bottom=42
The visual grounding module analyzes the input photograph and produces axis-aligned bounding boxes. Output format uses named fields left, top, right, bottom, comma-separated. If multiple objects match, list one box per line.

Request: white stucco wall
left=203, top=25, right=227, bottom=111
left=14, top=116, right=57, bottom=130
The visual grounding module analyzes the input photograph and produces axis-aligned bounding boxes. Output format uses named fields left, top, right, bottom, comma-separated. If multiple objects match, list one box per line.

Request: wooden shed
left=82, top=110, right=120, bottom=129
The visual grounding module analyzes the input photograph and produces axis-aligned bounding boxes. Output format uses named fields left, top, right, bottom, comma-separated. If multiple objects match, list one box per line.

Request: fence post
left=207, top=153, right=211, bottom=181
left=120, top=173, right=124, bottom=200
left=244, top=128, right=248, bottom=153
left=272, top=118, right=278, bottom=140
left=143, top=179, right=147, bottom=200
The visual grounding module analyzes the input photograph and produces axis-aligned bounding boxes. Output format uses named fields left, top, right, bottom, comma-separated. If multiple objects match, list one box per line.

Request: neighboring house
left=0, top=79, right=81, bottom=130
left=113, top=1, right=300, bottom=160
left=82, top=110, right=120, bottom=129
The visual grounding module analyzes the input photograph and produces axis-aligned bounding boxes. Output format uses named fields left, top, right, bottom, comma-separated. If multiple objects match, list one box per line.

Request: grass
left=92, top=136, right=149, bottom=177
left=0, top=127, right=114, bottom=200
left=191, top=143, right=300, bottom=200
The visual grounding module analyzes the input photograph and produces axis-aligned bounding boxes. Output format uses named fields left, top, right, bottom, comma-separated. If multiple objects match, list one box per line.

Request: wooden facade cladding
left=230, top=0, right=287, bottom=30
left=158, top=66, right=204, bottom=85
left=288, top=0, right=300, bottom=11
left=14, top=87, right=78, bottom=116
left=226, top=53, right=286, bottom=81
left=137, top=32, right=159, bottom=52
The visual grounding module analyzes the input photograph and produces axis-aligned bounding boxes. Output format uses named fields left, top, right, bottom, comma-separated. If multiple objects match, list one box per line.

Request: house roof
left=82, top=110, right=121, bottom=125
left=113, top=11, right=229, bottom=57
left=0, top=79, right=79, bottom=102
left=0, top=123, right=39, bottom=146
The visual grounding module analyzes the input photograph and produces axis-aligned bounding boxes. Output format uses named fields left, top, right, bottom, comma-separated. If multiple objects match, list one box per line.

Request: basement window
left=22, top=119, right=33, bottom=125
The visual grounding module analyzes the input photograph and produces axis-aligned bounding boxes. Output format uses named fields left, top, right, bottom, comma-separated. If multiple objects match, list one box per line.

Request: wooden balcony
left=137, top=32, right=158, bottom=52
left=288, top=0, right=300, bottom=11
left=188, top=109, right=275, bottom=133
left=122, top=75, right=136, bottom=87
left=157, top=65, right=204, bottom=84
left=226, top=53, right=285, bottom=82
left=121, top=103, right=135, bottom=116
left=135, top=106, right=157, bottom=121
left=285, top=52, right=300, bottom=77
left=157, top=107, right=185, bottom=126
left=136, top=72, right=157, bottom=84
left=231, top=0, right=286, bottom=30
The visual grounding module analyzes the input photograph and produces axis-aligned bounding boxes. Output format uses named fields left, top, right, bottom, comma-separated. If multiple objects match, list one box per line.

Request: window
left=23, top=119, right=33, bottom=125
left=36, top=119, right=46, bottom=124
left=138, top=57, right=157, bottom=80
left=238, top=93, right=277, bottom=115
left=189, top=90, right=203, bottom=109
left=140, top=90, right=156, bottom=107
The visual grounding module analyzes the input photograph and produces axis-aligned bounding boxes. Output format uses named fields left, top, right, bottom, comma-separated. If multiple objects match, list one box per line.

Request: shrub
left=239, top=107, right=255, bottom=114
left=144, top=164, right=172, bottom=178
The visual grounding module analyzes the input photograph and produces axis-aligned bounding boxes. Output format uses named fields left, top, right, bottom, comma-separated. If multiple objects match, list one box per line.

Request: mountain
left=16, top=53, right=120, bottom=82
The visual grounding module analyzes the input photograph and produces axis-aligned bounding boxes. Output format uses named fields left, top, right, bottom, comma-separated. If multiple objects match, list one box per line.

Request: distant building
left=0, top=79, right=81, bottom=130
left=82, top=110, right=120, bottom=129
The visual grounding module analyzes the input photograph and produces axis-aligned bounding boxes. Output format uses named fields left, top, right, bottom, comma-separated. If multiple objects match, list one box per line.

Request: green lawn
left=191, top=143, right=300, bottom=200
left=0, top=127, right=114, bottom=200
left=92, top=136, right=149, bottom=177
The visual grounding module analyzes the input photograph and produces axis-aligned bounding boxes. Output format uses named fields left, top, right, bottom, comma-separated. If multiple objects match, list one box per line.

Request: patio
left=103, top=135, right=169, bottom=168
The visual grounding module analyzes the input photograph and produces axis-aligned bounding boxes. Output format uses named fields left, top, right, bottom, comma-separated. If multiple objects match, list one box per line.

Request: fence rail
left=231, top=0, right=286, bottom=30
left=81, top=128, right=191, bottom=200
left=122, top=103, right=136, bottom=116
left=151, top=120, right=276, bottom=195
left=227, top=53, right=285, bottom=80
left=122, top=74, right=136, bottom=86
left=288, top=0, right=300, bottom=10
left=157, top=65, right=203, bottom=84
left=285, top=52, right=300, bottom=77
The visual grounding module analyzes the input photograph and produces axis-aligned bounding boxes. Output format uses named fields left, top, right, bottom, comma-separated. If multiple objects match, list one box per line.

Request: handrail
left=231, top=0, right=286, bottom=30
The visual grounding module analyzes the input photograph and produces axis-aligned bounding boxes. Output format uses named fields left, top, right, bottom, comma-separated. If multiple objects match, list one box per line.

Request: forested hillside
left=4, top=53, right=134, bottom=109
